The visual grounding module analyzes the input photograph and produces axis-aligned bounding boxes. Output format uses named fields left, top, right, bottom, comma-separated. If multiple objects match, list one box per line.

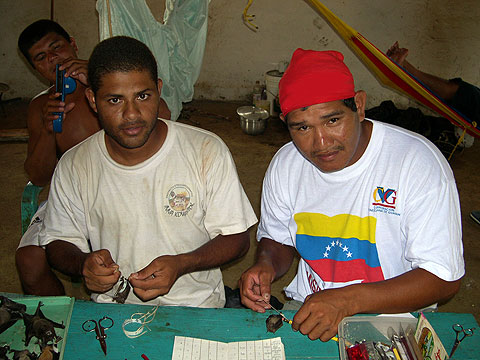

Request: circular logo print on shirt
left=166, top=185, right=193, bottom=213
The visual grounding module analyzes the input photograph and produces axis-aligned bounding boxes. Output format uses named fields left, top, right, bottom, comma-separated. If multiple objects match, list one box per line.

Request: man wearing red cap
left=239, top=49, right=464, bottom=341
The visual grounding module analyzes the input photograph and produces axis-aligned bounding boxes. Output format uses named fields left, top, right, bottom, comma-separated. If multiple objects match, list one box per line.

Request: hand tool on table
left=260, top=299, right=340, bottom=342
left=450, top=323, right=475, bottom=357
left=82, top=316, right=114, bottom=355
left=260, top=298, right=292, bottom=324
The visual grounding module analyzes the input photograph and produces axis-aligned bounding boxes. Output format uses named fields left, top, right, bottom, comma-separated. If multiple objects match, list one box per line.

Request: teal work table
left=64, top=301, right=337, bottom=359
left=1, top=293, right=478, bottom=359
left=63, top=301, right=479, bottom=359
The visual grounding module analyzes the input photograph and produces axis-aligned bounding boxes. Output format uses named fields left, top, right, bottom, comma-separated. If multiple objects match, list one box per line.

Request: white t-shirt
left=257, top=120, right=464, bottom=302
left=40, top=120, right=258, bottom=307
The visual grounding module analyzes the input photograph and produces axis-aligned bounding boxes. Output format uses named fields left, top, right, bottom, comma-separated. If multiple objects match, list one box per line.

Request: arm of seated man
left=24, top=94, right=71, bottom=186
left=46, top=240, right=121, bottom=293
left=128, top=230, right=251, bottom=302
left=293, top=269, right=461, bottom=342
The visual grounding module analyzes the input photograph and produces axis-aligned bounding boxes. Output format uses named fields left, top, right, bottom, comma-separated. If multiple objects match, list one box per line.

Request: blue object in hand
left=53, top=64, right=77, bottom=133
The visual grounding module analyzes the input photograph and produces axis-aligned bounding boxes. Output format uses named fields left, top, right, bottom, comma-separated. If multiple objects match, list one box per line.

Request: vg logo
left=372, top=187, right=397, bottom=207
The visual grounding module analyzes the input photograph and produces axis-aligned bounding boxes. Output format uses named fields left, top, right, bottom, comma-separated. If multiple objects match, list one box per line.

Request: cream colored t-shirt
left=40, top=120, right=257, bottom=307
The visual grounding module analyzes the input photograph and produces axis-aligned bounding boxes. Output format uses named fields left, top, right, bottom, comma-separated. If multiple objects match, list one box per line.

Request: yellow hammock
left=306, top=0, right=480, bottom=140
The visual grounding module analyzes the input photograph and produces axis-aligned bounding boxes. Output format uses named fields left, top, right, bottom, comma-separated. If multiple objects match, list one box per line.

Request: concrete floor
left=0, top=99, right=478, bottom=322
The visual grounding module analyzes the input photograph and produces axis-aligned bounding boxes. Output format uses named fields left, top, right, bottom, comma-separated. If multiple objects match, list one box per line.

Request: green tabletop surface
left=65, top=301, right=338, bottom=359
left=1, top=293, right=478, bottom=359
left=65, top=301, right=479, bottom=360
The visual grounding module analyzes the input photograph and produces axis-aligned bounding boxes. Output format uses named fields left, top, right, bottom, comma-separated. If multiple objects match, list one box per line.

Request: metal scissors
left=450, top=323, right=475, bottom=357
left=82, top=316, right=114, bottom=355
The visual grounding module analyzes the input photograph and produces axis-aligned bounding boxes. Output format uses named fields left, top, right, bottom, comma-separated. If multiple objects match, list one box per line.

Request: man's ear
left=354, top=90, right=367, bottom=121
left=69, top=37, right=79, bottom=53
left=279, top=113, right=286, bottom=123
left=85, top=88, right=98, bottom=113
left=157, top=78, right=163, bottom=96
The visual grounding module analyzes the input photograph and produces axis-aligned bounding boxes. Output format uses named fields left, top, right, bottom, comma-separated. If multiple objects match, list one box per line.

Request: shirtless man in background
left=19, top=20, right=100, bottom=186
left=16, top=19, right=170, bottom=295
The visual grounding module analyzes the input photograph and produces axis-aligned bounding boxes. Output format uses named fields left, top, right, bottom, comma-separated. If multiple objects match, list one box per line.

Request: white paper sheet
left=171, top=336, right=286, bottom=360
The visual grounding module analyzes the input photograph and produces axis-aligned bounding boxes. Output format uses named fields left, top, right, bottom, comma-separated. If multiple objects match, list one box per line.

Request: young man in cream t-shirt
left=40, top=36, right=257, bottom=307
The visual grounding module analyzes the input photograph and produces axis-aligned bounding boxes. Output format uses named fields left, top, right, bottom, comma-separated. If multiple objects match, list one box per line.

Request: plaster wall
left=1, top=0, right=479, bottom=113
left=199, top=0, right=480, bottom=110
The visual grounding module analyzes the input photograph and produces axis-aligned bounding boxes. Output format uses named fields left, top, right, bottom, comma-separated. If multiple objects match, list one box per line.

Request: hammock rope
left=448, top=121, right=477, bottom=161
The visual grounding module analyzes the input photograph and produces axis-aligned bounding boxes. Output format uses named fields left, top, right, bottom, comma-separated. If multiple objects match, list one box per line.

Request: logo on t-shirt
left=294, top=213, right=384, bottom=290
left=164, top=185, right=194, bottom=217
left=370, top=186, right=400, bottom=216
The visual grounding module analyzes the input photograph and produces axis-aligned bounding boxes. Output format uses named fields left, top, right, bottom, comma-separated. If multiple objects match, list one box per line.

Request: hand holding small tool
left=259, top=298, right=292, bottom=324
left=82, top=249, right=120, bottom=293
left=260, top=298, right=340, bottom=342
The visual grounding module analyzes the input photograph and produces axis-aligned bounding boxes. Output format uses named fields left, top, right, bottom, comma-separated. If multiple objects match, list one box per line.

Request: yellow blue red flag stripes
left=294, top=213, right=384, bottom=283
left=305, top=0, right=480, bottom=138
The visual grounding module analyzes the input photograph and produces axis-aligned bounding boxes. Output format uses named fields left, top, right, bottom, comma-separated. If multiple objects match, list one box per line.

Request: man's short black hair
left=18, top=19, right=71, bottom=66
left=88, top=36, right=158, bottom=94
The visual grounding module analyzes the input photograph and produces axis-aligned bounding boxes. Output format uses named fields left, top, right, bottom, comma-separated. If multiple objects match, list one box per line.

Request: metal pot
left=237, top=106, right=269, bottom=135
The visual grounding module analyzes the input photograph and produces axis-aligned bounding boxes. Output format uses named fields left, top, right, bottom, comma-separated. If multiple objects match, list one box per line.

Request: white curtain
left=96, top=0, right=209, bottom=120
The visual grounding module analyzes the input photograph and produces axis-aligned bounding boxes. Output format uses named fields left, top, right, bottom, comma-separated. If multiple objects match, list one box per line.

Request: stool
left=0, top=83, right=10, bottom=116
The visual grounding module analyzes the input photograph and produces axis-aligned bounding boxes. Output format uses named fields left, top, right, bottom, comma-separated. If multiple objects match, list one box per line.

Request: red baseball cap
left=279, top=49, right=355, bottom=116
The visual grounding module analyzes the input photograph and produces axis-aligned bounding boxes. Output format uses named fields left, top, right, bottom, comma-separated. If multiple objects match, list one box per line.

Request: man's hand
left=238, top=261, right=276, bottom=313
left=128, top=255, right=182, bottom=302
left=239, top=238, right=295, bottom=312
left=386, top=41, right=409, bottom=66
left=291, top=269, right=462, bottom=342
left=42, top=92, right=75, bottom=132
left=59, top=58, right=89, bottom=86
left=292, top=288, right=355, bottom=342
left=40, top=57, right=87, bottom=132
left=82, top=249, right=120, bottom=293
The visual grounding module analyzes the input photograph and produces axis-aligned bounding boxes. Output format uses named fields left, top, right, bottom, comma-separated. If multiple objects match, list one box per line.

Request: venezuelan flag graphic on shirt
left=294, top=213, right=384, bottom=283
